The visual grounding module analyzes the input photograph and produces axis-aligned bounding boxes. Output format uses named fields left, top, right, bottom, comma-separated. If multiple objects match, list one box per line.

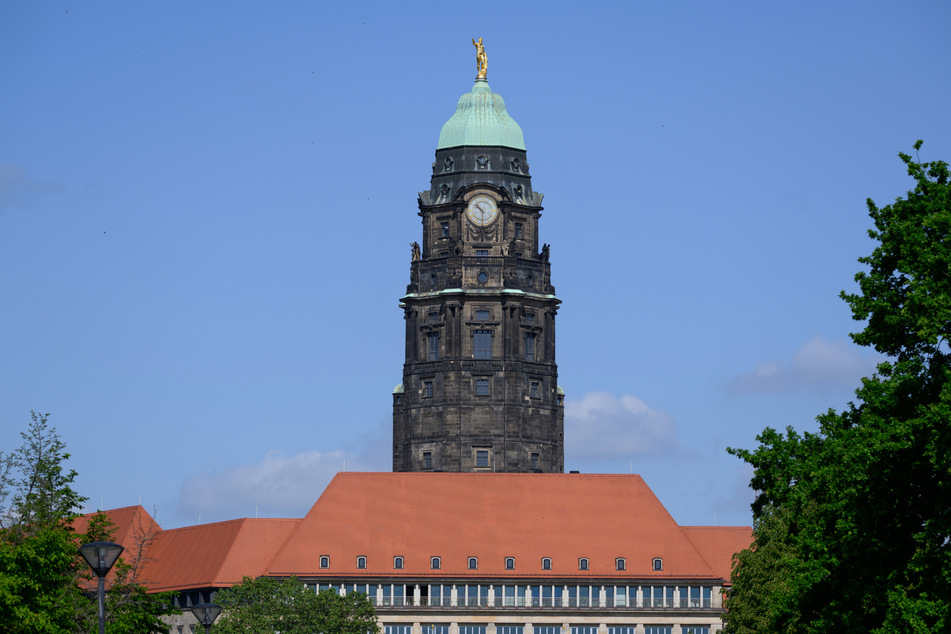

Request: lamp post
left=190, top=602, right=222, bottom=633
left=78, top=541, right=124, bottom=634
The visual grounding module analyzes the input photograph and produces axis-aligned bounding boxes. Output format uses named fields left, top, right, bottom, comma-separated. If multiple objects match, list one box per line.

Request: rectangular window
left=475, top=449, right=489, bottom=468
left=423, top=625, right=450, bottom=634
left=459, top=627, right=486, bottom=634
left=571, top=628, right=597, bottom=634
left=525, top=312, right=534, bottom=325
left=441, top=222, right=450, bottom=237
left=429, top=312, right=439, bottom=323
left=476, top=378, right=489, bottom=396
left=475, top=309, right=490, bottom=320
left=498, top=627, right=523, bottom=634
left=524, top=333, right=536, bottom=361
left=644, top=629, right=672, bottom=634
left=423, top=380, right=433, bottom=398
left=476, top=249, right=488, bottom=260
left=682, top=628, right=709, bottom=634
left=473, top=330, right=492, bottom=359
left=427, top=586, right=449, bottom=607
left=385, top=627, right=412, bottom=634
left=531, top=453, right=539, bottom=469
left=423, top=451, right=432, bottom=469
left=428, top=332, right=439, bottom=361
left=514, top=222, right=523, bottom=238
left=530, top=381, right=539, bottom=399
left=534, top=627, right=560, bottom=634
left=608, top=628, right=637, bottom=634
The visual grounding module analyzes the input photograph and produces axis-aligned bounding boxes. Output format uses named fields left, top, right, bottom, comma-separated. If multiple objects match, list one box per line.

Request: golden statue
left=473, top=37, right=487, bottom=80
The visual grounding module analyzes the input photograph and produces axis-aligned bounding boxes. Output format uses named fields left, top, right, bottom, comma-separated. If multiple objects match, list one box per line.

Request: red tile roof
left=141, top=517, right=300, bottom=592
left=267, top=472, right=743, bottom=581
left=72, top=506, right=162, bottom=583
left=680, top=526, right=752, bottom=582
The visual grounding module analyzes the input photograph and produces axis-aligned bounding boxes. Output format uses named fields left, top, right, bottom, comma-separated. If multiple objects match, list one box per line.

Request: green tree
left=213, top=576, right=380, bottom=634
left=0, top=412, right=177, bottom=633
left=0, top=412, right=87, bottom=633
left=725, top=142, right=951, bottom=634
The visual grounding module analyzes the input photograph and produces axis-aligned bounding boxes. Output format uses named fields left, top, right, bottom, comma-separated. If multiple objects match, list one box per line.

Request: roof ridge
left=210, top=518, right=249, bottom=586
left=264, top=472, right=343, bottom=575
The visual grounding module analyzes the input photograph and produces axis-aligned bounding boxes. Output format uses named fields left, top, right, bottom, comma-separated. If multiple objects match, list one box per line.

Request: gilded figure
left=473, top=37, right=487, bottom=79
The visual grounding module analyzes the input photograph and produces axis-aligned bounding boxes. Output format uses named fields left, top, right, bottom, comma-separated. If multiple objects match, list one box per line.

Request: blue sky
left=2, top=1, right=949, bottom=530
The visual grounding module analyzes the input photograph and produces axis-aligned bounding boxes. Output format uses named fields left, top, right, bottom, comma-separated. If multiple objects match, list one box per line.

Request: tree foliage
left=213, top=576, right=381, bottom=634
left=725, top=142, right=951, bottom=634
left=0, top=412, right=176, bottom=633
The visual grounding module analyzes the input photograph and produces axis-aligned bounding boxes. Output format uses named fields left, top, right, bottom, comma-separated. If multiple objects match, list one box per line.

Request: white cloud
left=0, top=164, right=60, bottom=211
left=177, top=449, right=375, bottom=521
left=565, top=391, right=677, bottom=460
left=727, top=335, right=879, bottom=395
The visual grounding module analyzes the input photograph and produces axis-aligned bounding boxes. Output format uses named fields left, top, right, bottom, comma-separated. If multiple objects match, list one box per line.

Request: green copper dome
left=437, top=79, right=525, bottom=150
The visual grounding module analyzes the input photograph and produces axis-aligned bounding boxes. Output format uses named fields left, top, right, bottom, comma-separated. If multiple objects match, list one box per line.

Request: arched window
left=542, top=557, right=552, bottom=570
left=505, top=557, right=515, bottom=570
left=579, top=557, right=589, bottom=571
left=356, top=556, right=367, bottom=569
left=615, top=557, right=626, bottom=571
left=468, top=557, right=478, bottom=570
left=394, top=556, right=404, bottom=569
left=319, top=555, right=329, bottom=569
left=431, top=556, right=441, bottom=570
left=652, top=557, right=663, bottom=571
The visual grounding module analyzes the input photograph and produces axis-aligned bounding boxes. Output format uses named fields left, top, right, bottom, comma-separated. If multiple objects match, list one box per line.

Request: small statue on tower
left=473, top=37, right=487, bottom=80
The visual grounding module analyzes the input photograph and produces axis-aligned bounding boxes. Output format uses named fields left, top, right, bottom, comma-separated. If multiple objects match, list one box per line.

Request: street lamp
left=78, top=541, right=124, bottom=634
left=191, top=602, right=222, bottom=633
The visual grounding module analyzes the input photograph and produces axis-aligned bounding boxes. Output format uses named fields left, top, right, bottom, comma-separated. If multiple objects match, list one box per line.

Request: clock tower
left=393, top=59, right=564, bottom=473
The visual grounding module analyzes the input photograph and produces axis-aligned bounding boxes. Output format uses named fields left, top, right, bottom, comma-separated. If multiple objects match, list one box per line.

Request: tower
left=393, top=55, right=564, bottom=473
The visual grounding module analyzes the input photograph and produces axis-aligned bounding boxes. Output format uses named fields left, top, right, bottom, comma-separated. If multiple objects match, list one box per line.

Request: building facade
left=393, top=74, right=564, bottom=474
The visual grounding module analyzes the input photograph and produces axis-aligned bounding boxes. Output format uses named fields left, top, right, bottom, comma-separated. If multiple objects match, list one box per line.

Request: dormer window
left=319, top=555, right=329, bottom=569
left=505, top=557, right=515, bottom=570
left=394, top=556, right=404, bottom=569
left=356, top=556, right=367, bottom=569
left=431, top=556, right=441, bottom=569
left=468, top=557, right=478, bottom=570
left=616, top=557, right=626, bottom=571
left=579, top=557, right=589, bottom=571
left=652, top=557, right=663, bottom=571
left=542, top=557, right=552, bottom=570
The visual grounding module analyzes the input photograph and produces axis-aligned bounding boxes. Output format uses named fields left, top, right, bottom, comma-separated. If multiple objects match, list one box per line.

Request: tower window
left=441, top=222, right=450, bottom=237
left=356, top=556, right=367, bottom=569
left=476, top=249, right=488, bottom=261
left=525, top=312, right=534, bottom=325
left=429, top=312, right=439, bottom=324
left=428, top=333, right=440, bottom=361
left=431, top=556, right=441, bottom=569
left=530, top=381, right=540, bottom=399
left=473, top=330, right=492, bottom=359
left=477, top=271, right=488, bottom=284
left=514, top=222, right=523, bottom=238
left=423, top=380, right=434, bottom=398
left=475, top=378, right=489, bottom=396
left=423, top=451, right=433, bottom=469
left=505, top=557, right=515, bottom=570
left=531, top=453, right=540, bottom=470
left=475, top=449, right=490, bottom=468
left=579, top=558, right=589, bottom=571
left=524, top=333, right=536, bottom=361
left=542, top=557, right=552, bottom=570
left=468, top=557, right=478, bottom=570
left=475, top=309, right=490, bottom=320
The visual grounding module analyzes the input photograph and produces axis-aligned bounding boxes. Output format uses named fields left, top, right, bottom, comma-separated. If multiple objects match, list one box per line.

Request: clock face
left=466, top=194, right=499, bottom=226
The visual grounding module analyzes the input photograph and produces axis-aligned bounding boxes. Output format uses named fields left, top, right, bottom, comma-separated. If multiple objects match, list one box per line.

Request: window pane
left=428, top=332, right=439, bottom=360
left=475, top=309, right=490, bottom=320
left=474, top=330, right=492, bottom=358
left=524, top=333, right=535, bottom=361
left=476, top=378, right=489, bottom=395
left=476, top=450, right=489, bottom=467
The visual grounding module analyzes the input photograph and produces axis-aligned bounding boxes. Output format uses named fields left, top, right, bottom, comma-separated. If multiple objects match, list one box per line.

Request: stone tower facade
left=393, top=77, right=564, bottom=473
